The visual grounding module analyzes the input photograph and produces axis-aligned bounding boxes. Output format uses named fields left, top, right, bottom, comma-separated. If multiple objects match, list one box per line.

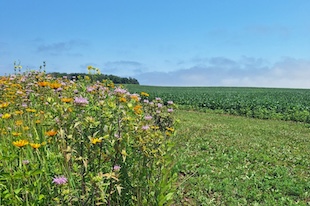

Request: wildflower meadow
left=0, top=66, right=177, bottom=205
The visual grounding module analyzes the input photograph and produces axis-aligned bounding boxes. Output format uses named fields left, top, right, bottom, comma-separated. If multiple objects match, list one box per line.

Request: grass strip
left=173, top=110, right=310, bottom=205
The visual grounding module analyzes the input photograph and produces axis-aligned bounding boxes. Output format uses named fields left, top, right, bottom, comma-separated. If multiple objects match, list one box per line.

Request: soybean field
left=126, top=85, right=310, bottom=123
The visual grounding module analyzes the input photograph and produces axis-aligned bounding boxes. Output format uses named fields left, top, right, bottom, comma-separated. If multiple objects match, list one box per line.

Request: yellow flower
left=130, top=95, right=139, bottom=102
left=26, top=108, right=36, bottom=113
left=87, top=65, right=93, bottom=70
left=30, top=143, right=41, bottom=149
left=90, top=138, right=102, bottom=145
left=12, top=132, right=22, bottom=136
left=46, top=130, right=57, bottom=137
left=141, top=92, right=149, bottom=97
left=35, top=120, right=41, bottom=124
left=151, top=126, right=159, bottom=130
left=133, top=105, right=142, bottom=115
left=38, top=81, right=49, bottom=87
left=49, top=82, right=61, bottom=89
left=2, top=113, right=11, bottom=119
left=61, top=98, right=73, bottom=103
left=13, top=140, right=29, bottom=148
left=15, top=110, right=24, bottom=115
left=119, top=97, right=127, bottom=103
left=0, top=102, right=9, bottom=108
left=23, top=126, right=29, bottom=131
left=166, top=127, right=174, bottom=132
left=15, top=120, right=23, bottom=126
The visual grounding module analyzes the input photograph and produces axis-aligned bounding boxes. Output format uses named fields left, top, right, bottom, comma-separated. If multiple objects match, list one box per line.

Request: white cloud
left=135, top=57, right=310, bottom=88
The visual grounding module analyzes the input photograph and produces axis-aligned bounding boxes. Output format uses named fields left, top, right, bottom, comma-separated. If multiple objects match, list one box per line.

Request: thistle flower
left=167, top=100, right=174, bottom=105
left=52, top=175, right=68, bottom=185
left=167, top=108, right=174, bottom=112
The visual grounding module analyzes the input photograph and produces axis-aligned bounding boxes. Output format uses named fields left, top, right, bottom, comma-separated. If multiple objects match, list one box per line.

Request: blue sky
left=1, top=1, right=310, bottom=88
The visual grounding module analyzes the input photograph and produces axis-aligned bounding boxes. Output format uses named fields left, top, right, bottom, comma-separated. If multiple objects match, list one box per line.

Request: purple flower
left=113, top=165, right=121, bottom=171
left=155, top=97, right=161, bottom=101
left=167, top=101, right=174, bottom=105
left=142, top=125, right=150, bottom=130
left=114, top=88, right=128, bottom=94
left=143, top=99, right=149, bottom=103
left=87, top=86, right=94, bottom=92
left=167, top=108, right=174, bottom=113
left=74, top=97, right=89, bottom=106
left=52, top=175, right=68, bottom=185
left=157, top=103, right=163, bottom=108
left=144, top=115, right=152, bottom=120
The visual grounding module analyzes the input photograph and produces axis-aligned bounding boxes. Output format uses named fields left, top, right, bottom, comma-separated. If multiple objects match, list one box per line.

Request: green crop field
left=126, top=85, right=310, bottom=123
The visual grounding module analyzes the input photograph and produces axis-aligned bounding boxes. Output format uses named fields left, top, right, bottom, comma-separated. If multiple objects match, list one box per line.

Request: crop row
left=126, top=85, right=310, bottom=123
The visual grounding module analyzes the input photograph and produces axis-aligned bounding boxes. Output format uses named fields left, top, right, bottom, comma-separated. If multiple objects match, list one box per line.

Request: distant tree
left=48, top=72, right=139, bottom=84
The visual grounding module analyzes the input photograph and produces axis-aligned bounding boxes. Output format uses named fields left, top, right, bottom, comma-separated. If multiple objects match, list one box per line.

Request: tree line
left=48, top=72, right=140, bottom=84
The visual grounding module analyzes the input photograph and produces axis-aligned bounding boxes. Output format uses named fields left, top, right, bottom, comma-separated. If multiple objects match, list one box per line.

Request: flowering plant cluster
left=0, top=67, right=177, bottom=205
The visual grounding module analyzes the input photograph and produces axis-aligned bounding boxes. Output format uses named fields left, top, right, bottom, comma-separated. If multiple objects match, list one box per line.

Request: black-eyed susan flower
left=30, top=143, right=41, bottom=149
left=15, top=120, right=23, bottom=126
left=61, top=98, right=73, bottom=103
left=140, top=92, right=149, bottom=97
left=13, top=139, right=29, bottom=148
left=2, top=113, right=11, bottom=119
left=133, top=105, right=142, bottom=114
left=38, top=81, right=49, bottom=87
left=46, top=130, right=57, bottom=137
left=119, top=97, right=127, bottom=103
left=49, top=82, right=61, bottom=89
left=26, top=108, right=36, bottom=113
left=0, top=102, right=9, bottom=108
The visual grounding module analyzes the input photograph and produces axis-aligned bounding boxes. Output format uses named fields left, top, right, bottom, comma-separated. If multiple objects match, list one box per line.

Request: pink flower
left=142, top=125, right=150, bottom=130
left=144, top=115, right=152, bottom=120
left=74, top=97, right=88, bottom=106
left=113, top=165, right=121, bottom=171
left=52, top=175, right=68, bottom=185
